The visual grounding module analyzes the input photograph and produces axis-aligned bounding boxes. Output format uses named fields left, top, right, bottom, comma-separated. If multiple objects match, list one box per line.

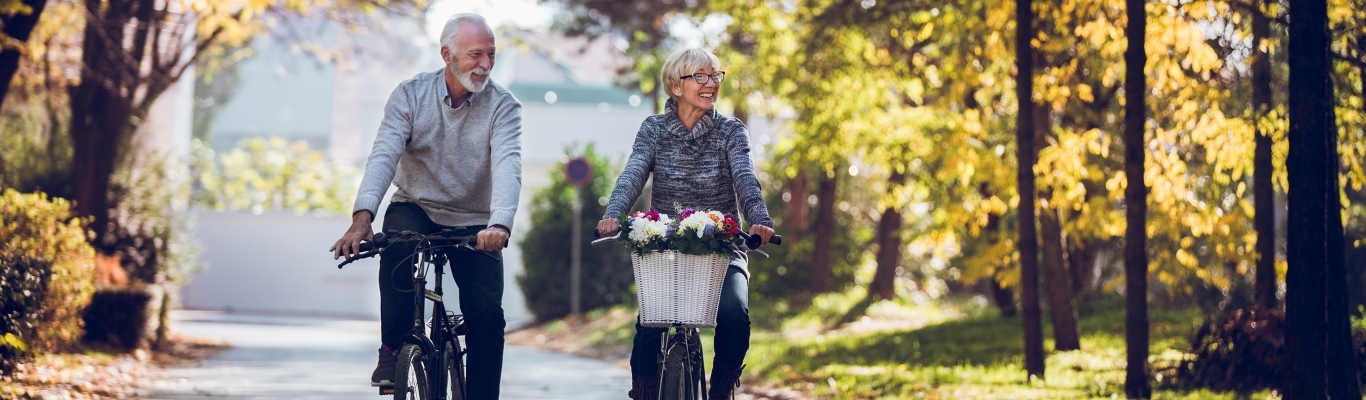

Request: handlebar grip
left=745, top=234, right=783, bottom=249
left=357, top=232, right=388, bottom=252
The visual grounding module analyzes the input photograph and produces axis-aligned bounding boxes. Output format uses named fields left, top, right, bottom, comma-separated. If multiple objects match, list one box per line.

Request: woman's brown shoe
left=707, top=363, right=745, bottom=400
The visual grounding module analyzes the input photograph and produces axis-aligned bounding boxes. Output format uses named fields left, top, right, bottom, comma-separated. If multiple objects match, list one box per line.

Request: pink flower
left=681, top=208, right=696, bottom=219
left=646, top=209, right=660, bottom=221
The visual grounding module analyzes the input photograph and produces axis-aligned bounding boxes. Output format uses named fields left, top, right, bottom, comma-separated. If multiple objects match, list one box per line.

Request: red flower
left=646, top=209, right=660, bottom=221
left=722, top=215, right=740, bottom=236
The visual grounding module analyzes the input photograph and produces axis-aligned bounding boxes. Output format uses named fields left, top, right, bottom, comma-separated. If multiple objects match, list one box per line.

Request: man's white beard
left=457, top=67, right=490, bottom=93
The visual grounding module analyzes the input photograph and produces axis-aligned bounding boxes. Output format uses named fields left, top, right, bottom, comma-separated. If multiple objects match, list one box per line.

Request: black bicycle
left=594, top=231, right=780, bottom=400
left=338, top=228, right=497, bottom=400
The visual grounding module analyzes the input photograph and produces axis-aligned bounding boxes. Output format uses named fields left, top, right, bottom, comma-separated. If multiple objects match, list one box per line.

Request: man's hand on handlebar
left=748, top=224, right=775, bottom=247
left=331, top=210, right=375, bottom=260
left=476, top=225, right=510, bottom=252
left=596, top=218, right=620, bottom=237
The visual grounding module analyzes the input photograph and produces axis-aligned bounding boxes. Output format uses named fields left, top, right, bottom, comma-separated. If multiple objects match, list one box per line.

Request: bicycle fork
left=656, top=327, right=709, bottom=400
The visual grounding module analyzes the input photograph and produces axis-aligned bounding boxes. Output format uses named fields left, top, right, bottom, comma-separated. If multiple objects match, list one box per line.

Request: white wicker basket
left=631, top=250, right=730, bottom=328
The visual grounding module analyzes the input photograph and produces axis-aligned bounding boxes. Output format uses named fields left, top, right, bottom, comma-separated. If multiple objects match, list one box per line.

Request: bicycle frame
left=401, top=241, right=472, bottom=400
left=343, top=230, right=485, bottom=400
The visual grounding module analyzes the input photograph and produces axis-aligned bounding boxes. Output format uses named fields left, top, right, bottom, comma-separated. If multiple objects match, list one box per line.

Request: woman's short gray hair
left=440, top=13, right=492, bottom=53
left=660, top=48, right=721, bottom=99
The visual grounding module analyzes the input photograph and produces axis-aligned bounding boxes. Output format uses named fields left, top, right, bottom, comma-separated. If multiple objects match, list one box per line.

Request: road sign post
left=565, top=157, right=593, bottom=324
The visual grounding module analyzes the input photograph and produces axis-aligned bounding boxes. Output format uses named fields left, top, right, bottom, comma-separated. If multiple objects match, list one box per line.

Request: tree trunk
left=871, top=172, right=906, bottom=300
left=1016, top=0, right=1046, bottom=378
left=978, top=183, right=1018, bottom=318
left=1252, top=0, right=1278, bottom=310
left=1284, top=0, right=1360, bottom=393
left=785, top=171, right=810, bottom=233
left=1067, top=243, right=1097, bottom=296
left=1040, top=207, right=1081, bottom=350
left=810, top=170, right=837, bottom=294
left=0, top=0, right=47, bottom=109
left=1034, top=97, right=1081, bottom=351
left=71, top=0, right=139, bottom=253
left=989, top=276, right=1018, bottom=317
left=1123, top=0, right=1150, bottom=395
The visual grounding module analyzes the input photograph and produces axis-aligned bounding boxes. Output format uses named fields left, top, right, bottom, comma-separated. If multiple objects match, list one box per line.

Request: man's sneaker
left=371, top=344, right=398, bottom=387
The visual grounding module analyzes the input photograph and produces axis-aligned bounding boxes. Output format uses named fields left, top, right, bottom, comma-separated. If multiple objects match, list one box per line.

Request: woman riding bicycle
left=596, top=47, right=775, bottom=400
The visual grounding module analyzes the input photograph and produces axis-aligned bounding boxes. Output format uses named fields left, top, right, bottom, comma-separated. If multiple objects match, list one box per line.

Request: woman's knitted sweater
left=604, top=100, right=775, bottom=274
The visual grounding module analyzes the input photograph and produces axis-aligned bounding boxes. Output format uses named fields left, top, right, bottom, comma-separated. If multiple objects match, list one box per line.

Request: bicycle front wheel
left=660, top=330, right=707, bottom=400
left=393, top=344, right=431, bottom=400
left=659, top=344, right=689, bottom=400
left=443, top=338, right=467, bottom=400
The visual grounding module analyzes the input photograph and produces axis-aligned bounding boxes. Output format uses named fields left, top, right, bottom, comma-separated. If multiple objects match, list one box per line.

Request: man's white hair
left=440, top=13, right=492, bottom=53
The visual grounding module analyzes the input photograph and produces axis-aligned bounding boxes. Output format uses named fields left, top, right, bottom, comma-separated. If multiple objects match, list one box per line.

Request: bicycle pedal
left=378, top=384, right=395, bottom=395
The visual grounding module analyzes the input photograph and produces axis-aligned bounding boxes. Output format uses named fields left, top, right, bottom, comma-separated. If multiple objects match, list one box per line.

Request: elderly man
left=330, top=13, right=520, bottom=398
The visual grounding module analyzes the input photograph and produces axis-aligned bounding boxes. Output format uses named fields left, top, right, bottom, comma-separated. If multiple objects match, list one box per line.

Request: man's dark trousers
left=379, top=202, right=505, bottom=399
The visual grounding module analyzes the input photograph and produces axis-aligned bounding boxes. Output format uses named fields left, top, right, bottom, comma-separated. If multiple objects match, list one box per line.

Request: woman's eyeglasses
left=680, top=72, right=725, bottom=84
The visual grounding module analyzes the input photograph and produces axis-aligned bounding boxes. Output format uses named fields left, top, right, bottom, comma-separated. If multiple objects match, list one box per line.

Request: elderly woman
left=597, top=48, right=776, bottom=400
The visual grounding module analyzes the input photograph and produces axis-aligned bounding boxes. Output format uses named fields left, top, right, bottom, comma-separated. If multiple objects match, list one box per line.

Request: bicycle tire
left=443, top=338, right=467, bottom=400
left=660, top=344, right=689, bottom=400
left=393, top=344, right=431, bottom=400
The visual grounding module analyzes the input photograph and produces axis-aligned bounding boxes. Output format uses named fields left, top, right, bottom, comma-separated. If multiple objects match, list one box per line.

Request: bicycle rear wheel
left=443, top=338, right=466, bottom=400
left=393, top=344, right=431, bottom=400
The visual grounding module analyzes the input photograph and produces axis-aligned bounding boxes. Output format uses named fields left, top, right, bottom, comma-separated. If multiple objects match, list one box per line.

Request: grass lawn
left=741, top=291, right=1275, bottom=399
left=550, top=289, right=1277, bottom=399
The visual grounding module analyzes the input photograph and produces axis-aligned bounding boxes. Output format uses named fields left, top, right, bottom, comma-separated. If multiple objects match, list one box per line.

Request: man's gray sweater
left=354, top=69, right=522, bottom=230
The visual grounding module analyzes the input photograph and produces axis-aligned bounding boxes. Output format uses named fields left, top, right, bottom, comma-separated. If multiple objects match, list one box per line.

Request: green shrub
left=0, top=189, right=95, bottom=352
left=0, top=254, right=52, bottom=374
left=517, top=145, right=643, bottom=322
left=81, top=287, right=152, bottom=351
left=1174, top=305, right=1285, bottom=393
left=192, top=136, right=361, bottom=215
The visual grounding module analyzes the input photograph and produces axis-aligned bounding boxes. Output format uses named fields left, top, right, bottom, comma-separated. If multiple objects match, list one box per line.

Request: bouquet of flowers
left=617, top=207, right=743, bottom=256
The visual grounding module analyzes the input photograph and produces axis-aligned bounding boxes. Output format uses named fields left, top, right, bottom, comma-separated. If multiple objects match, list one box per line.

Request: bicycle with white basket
left=593, top=230, right=781, bottom=400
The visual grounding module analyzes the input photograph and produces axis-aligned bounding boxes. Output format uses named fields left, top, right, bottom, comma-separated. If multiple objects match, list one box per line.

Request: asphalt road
left=141, top=311, right=630, bottom=399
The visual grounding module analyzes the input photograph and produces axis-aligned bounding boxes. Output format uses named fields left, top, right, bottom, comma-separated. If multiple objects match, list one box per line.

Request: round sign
left=565, top=157, right=593, bottom=186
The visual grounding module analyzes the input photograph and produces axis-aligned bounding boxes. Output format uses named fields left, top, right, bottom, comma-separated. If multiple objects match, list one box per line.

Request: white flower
left=628, top=213, right=674, bottom=244
left=679, top=212, right=717, bottom=238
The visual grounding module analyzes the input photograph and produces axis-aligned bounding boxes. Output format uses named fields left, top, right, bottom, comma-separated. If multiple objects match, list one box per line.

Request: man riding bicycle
left=330, top=13, right=520, bottom=400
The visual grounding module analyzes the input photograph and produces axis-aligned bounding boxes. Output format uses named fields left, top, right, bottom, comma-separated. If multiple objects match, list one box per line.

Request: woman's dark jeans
left=379, top=202, right=505, bottom=399
left=630, top=265, right=750, bottom=377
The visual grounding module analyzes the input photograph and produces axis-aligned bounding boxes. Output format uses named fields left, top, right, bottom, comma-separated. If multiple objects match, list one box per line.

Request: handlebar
left=591, top=228, right=782, bottom=255
left=338, top=228, right=500, bottom=268
left=591, top=227, right=780, bottom=249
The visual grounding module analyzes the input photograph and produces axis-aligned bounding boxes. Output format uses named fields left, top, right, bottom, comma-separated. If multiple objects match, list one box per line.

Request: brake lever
left=337, top=249, right=380, bottom=269
left=591, top=234, right=622, bottom=245
left=461, top=243, right=502, bottom=262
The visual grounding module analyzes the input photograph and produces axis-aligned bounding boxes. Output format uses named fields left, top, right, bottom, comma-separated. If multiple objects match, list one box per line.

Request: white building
left=182, top=17, right=654, bottom=326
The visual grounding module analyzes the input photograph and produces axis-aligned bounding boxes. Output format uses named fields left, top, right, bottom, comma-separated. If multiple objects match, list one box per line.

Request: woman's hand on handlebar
left=597, top=218, right=620, bottom=237
left=748, top=224, right=775, bottom=247
left=331, top=210, right=375, bottom=259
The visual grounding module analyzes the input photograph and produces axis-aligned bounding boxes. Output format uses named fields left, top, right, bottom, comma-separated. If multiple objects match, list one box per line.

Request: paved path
left=142, top=311, right=630, bottom=399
